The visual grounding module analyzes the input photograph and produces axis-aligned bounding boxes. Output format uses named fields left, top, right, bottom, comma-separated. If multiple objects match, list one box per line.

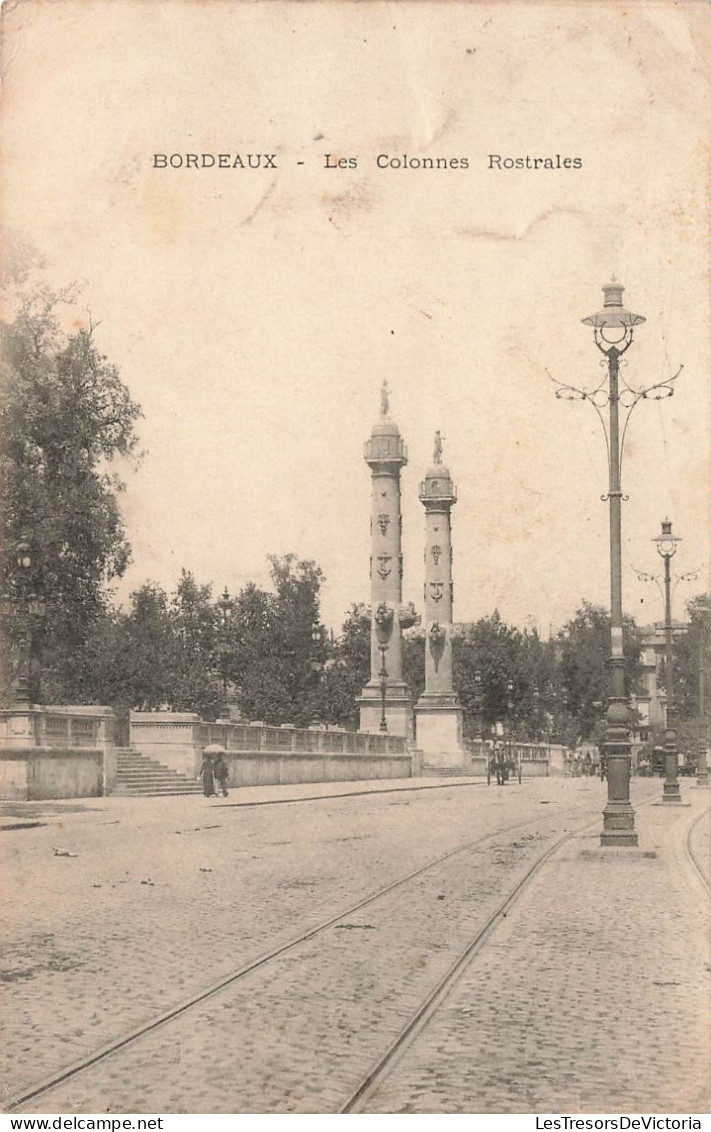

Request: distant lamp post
left=373, top=603, right=394, bottom=733
left=216, top=587, right=234, bottom=698
left=652, top=519, right=684, bottom=804
left=554, top=281, right=682, bottom=846
left=309, top=623, right=325, bottom=725
left=12, top=537, right=37, bottom=706
left=506, top=678, right=521, bottom=782
left=532, top=683, right=541, bottom=744
left=506, top=678, right=514, bottom=749
left=696, top=603, right=711, bottom=788
left=474, top=668, right=484, bottom=741
left=377, top=645, right=389, bottom=732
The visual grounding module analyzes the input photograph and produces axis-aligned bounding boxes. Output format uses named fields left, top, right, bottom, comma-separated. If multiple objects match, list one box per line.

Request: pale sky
left=2, top=0, right=709, bottom=633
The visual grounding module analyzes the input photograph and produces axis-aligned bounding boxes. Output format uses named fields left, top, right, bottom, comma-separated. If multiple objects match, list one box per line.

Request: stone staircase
left=113, top=748, right=203, bottom=797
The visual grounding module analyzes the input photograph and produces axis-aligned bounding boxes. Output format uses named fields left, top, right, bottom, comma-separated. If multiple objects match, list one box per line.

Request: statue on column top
left=380, top=380, right=390, bottom=418
left=433, top=431, right=444, bottom=464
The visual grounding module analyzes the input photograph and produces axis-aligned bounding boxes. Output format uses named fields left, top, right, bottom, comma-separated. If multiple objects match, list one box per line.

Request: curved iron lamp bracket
left=549, top=360, right=683, bottom=501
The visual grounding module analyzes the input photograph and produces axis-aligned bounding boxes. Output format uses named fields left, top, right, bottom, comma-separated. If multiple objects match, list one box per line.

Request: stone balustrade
left=0, top=705, right=115, bottom=751
left=0, top=706, right=115, bottom=800
left=129, top=712, right=412, bottom=785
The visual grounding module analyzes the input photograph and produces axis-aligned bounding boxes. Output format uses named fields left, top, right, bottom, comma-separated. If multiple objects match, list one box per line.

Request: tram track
left=684, top=805, right=711, bottom=894
left=342, top=797, right=710, bottom=1114
left=9, top=786, right=675, bottom=1114
left=7, top=807, right=585, bottom=1112
left=338, top=815, right=594, bottom=1113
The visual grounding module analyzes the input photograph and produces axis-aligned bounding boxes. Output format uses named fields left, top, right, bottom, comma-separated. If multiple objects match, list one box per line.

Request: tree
left=453, top=612, right=533, bottom=738
left=317, top=604, right=371, bottom=729
left=170, top=571, right=223, bottom=719
left=0, top=275, right=142, bottom=703
left=116, top=582, right=177, bottom=711
left=226, top=556, right=326, bottom=727
left=556, top=602, right=643, bottom=742
left=673, top=593, right=711, bottom=727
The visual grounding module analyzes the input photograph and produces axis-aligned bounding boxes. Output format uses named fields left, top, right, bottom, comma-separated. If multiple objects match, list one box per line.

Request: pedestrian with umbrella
left=198, top=744, right=223, bottom=798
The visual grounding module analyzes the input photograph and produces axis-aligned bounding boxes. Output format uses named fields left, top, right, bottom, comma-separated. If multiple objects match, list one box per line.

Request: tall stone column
left=358, top=383, right=414, bottom=737
left=414, top=434, right=466, bottom=767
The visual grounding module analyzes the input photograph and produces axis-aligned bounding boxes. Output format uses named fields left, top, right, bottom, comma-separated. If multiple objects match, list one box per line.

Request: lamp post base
left=600, top=800, right=639, bottom=848
left=696, top=743, right=709, bottom=788
left=601, top=712, right=637, bottom=848
left=661, top=782, right=683, bottom=803
left=661, top=750, right=682, bottom=804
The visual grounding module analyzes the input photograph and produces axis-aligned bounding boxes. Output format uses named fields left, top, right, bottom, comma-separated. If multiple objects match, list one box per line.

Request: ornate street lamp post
left=652, top=520, right=684, bottom=803
left=554, top=281, right=681, bottom=846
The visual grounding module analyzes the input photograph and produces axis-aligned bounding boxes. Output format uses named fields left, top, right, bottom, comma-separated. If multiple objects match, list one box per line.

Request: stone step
left=117, top=768, right=195, bottom=780
left=118, top=785, right=198, bottom=794
left=115, top=772, right=198, bottom=782
left=116, top=766, right=169, bottom=774
left=111, top=748, right=203, bottom=797
left=116, top=755, right=165, bottom=766
left=115, top=785, right=203, bottom=796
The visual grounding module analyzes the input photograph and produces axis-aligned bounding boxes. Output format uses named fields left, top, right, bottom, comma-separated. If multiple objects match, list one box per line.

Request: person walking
left=214, top=752, right=229, bottom=797
left=198, top=751, right=217, bottom=797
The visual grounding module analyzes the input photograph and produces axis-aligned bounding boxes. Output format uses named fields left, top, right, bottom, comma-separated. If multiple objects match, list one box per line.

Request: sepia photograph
left=0, top=0, right=709, bottom=1119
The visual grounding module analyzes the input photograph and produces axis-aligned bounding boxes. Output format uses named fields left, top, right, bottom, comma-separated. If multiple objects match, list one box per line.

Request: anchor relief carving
left=377, top=555, right=392, bottom=578
left=429, top=581, right=444, bottom=602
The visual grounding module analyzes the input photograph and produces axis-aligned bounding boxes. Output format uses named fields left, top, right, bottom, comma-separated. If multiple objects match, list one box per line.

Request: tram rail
left=6, top=809, right=581, bottom=1112
left=7, top=785, right=682, bottom=1115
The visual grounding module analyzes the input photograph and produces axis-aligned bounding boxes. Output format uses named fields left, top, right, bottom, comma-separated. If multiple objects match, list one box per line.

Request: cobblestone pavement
left=688, top=797, right=711, bottom=884
left=366, top=793, right=710, bottom=1115
left=3, top=776, right=703, bottom=1115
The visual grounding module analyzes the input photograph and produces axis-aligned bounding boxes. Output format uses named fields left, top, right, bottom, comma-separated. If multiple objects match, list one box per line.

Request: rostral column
left=414, top=432, right=466, bottom=767
left=358, top=382, right=416, bottom=737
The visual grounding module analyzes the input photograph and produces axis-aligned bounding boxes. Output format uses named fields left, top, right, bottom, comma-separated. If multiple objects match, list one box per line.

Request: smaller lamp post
left=378, top=644, right=389, bottom=732
left=695, top=602, right=710, bottom=788
left=506, top=678, right=521, bottom=783
left=653, top=519, right=683, bottom=804
left=532, top=683, right=541, bottom=747
left=216, top=587, right=234, bottom=698
left=373, top=603, right=394, bottom=734
left=309, top=624, right=326, bottom=725
left=14, top=539, right=33, bottom=706
left=474, top=668, right=484, bottom=741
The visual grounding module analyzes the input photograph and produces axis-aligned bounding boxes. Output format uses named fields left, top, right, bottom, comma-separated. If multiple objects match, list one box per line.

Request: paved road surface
left=1, top=776, right=707, bottom=1114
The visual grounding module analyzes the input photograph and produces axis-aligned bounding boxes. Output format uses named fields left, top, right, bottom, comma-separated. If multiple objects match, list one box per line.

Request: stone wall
left=0, top=747, right=104, bottom=801
left=130, top=712, right=414, bottom=786
left=220, top=750, right=413, bottom=788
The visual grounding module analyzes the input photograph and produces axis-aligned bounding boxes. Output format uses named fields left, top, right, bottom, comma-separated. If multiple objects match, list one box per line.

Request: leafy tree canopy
left=0, top=262, right=142, bottom=704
